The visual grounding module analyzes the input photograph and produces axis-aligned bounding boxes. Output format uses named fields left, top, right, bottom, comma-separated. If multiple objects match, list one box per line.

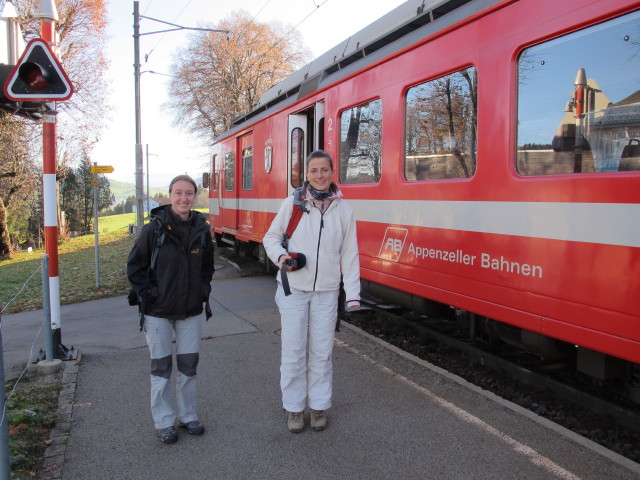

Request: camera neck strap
left=281, top=263, right=293, bottom=296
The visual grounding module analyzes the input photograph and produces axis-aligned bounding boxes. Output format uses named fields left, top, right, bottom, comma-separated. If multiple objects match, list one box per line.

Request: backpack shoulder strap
left=286, top=205, right=303, bottom=239
left=282, top=187, right=307, bottom=250
left=149, top=220, right=166, bottom=270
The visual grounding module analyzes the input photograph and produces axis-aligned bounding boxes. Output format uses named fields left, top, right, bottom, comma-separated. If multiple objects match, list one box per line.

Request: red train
left=206, top=0, right=640, bottom=402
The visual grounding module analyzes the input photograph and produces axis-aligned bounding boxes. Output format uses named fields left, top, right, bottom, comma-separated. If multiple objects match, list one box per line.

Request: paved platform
left=2, top=264, right=639, bottom=479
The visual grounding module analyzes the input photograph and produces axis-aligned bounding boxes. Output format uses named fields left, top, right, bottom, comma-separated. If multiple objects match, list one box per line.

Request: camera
left=284, top=258, right=297, bottom=268
left=282, top=252, right=306, bottom=271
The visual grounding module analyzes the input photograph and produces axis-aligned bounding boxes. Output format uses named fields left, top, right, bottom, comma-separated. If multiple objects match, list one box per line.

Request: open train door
left=287, top=101, right=325, bottom=196
left=314, top=101, right=325, bottom=151
left=288, top=114, right=307, bottom=197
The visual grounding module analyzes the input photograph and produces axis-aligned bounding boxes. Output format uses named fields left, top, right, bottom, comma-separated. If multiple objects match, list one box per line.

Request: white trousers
left=144, top=314, right=203, bottom=429
left=275, top=285, right=339, bottom=412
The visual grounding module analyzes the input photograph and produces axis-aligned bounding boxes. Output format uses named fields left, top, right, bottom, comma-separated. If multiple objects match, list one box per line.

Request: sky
left=91, top=0, right=407, bottom=188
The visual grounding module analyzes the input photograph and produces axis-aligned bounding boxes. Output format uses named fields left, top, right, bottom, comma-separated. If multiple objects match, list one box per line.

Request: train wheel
left=214, top=233, right=225, bottom=248
left=258, top=244, right=276, bottom=274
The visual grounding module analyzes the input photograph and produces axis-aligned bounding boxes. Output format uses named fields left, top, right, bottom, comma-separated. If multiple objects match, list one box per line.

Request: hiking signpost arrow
left=90, top=165, right=115, bottom=174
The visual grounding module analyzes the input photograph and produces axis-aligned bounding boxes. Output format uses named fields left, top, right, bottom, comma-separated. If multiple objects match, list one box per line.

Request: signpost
left=90, top=165, right=114, bottom=174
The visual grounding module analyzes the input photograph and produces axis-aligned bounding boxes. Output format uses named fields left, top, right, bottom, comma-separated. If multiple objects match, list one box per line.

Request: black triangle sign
left=3, top=38, right=73, bottom=101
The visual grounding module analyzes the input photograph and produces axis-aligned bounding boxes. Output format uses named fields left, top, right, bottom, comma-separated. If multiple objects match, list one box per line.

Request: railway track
left=344, top=298, right=640, bottom=462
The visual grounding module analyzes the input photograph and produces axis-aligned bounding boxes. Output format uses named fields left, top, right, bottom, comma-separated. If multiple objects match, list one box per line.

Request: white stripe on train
left=210, top=198, right=640, bottom=248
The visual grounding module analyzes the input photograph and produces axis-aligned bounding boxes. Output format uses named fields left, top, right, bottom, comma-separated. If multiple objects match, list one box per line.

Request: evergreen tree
left=60, top=156, right=114, bottom=233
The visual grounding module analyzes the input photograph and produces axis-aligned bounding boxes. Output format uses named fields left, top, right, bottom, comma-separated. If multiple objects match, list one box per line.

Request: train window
left=224, top=151, right=235, bottom=191
left=212, top=154, right=219, bottom=190
left=291, top=128, right=304, bottom=188
left=517, top=11, right=640, bottom=175
left=242, top=146, right=253, bottom=190
left=339, top=99, right=382, bottom=184
left=404, top=68, right=477, bottom=181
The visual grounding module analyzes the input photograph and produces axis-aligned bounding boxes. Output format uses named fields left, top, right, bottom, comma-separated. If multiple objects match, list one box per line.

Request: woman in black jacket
left=127, top=175, right=214, bottom=444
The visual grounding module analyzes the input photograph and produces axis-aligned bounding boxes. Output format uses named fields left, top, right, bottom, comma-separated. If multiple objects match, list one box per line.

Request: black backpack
left=127, top=221, right=166, bottom=330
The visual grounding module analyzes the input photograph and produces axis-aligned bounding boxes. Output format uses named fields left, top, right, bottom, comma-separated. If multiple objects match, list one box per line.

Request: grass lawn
left=96, top=212, right=137, bottom=232
left=0, top=209, right=212, bottom=315
left=0, top=212, right=138, bottom=314
left=0, top=231, right=134, bottom=314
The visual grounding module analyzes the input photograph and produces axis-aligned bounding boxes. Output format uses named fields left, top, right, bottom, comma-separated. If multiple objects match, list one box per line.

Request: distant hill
left=109, top=179, right=167, bottom=205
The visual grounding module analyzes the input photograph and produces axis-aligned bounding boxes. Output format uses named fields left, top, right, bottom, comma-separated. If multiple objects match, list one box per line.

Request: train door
left=208, top=152, right=221, bottom=218
left=221, top=140, right=238, bottom=232
left=287, top=102, right=324, bottom=196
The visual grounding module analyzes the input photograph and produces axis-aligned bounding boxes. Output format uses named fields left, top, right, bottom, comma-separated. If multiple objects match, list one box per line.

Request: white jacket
left=263, top=193, right=361, bottom=303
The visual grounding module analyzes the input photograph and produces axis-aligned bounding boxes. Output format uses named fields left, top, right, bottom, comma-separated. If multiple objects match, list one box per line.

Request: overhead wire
left=250, top=0, right=274, bottom=24
left=289, top=0, right=330, bottom=35
left=142, top=0, right=195, bottom=64
left=253, top=0, right=330, bottom=66
left=139, top=0, right=331, bottom=89
left=141, top=0, right=157, bottom=15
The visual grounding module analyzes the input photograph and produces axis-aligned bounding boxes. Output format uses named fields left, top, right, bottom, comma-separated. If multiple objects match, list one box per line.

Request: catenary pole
left=146, top=144, right=150, bottom=217
left=132, top=1, right=228, bottom=228
left=133, top=1, right=144, bottom=231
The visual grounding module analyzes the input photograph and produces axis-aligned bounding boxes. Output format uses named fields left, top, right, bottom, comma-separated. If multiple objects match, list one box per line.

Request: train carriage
left=207, top=0, right=640, bottom=401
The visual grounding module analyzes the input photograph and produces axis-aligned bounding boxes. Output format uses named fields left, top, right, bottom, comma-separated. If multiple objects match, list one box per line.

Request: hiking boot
left=287, top=411, right=304, bottom=433
left=310, top=409, right=327, bottom=431
left=158, top=426, right=178, bottom=444
left=179, top=420, right=205, bottom=435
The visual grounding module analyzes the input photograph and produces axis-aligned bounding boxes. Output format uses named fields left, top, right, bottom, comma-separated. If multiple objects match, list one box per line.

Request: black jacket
left=127, top=205, right=215, bottom=320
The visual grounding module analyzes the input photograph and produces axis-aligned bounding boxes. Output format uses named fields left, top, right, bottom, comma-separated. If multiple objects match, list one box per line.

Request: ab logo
left=378, top=227, right=408, bottom=262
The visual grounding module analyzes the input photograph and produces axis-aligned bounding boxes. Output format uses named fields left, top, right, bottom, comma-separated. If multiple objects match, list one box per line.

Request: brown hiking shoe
left=310, top=409, right=327, bottom=431
left=287, top=411, right=304, bottom=433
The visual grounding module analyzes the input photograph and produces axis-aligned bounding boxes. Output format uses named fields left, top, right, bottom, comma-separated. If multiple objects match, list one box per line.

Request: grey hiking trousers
left=144, top=313, right=203, bottom=429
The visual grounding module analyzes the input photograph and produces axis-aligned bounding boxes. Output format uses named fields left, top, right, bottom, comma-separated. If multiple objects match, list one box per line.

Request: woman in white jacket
left=263, top=150, right=361, bottom=433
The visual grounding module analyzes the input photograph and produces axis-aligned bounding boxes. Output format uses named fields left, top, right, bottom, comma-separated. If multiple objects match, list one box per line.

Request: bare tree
left=0, top=111, right=40, bottom=257
left=165, top=10, right=311, bottom=141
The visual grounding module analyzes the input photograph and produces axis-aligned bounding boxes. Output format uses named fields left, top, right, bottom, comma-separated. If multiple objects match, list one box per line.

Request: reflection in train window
left=290, top=128, right=304, bottom=188
left=517, top=11, right=640, bottom=175
left=224, top=151, right=235, bottom=191
left=242, top=146, right=253, bottom=190
left=405, top=68, right=477, bottom=181
left=339, top=99, right=382, bottom=184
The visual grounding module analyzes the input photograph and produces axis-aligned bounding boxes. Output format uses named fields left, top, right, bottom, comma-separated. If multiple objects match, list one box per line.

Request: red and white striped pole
left=39, top=0, right=67, bottom=357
